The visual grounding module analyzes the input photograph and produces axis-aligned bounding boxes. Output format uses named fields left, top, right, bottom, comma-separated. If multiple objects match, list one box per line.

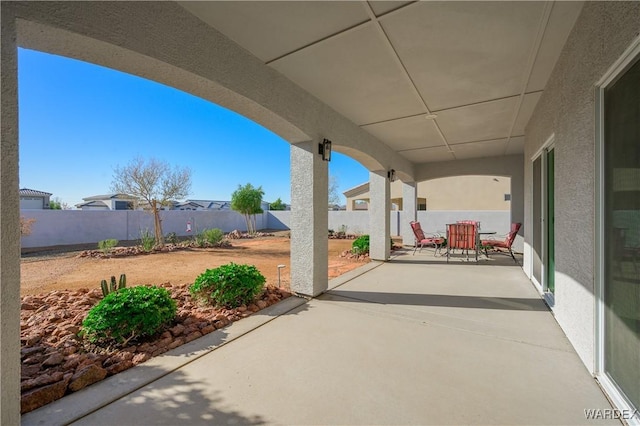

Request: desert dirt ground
left=20, top=236, right=367, bottom=296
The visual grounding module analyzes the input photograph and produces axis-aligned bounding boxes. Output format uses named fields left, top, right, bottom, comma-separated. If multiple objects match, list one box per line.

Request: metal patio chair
left=410, top=221, right=445, bottom=256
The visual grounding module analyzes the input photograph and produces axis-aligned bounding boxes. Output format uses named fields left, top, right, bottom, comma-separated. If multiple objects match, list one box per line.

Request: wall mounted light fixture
left=319, top=138, right=332, bottom=161
left=387, top=169, right=396, bottom=182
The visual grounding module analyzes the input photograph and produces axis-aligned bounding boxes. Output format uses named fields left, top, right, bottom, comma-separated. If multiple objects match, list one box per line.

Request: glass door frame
left=594, top=34, right=640, bottom=422
left=531, top=135, right=555, bottom=307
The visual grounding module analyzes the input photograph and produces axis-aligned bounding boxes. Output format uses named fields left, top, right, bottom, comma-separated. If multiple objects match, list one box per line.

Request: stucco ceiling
left=179, top=1, right=583, bottom=164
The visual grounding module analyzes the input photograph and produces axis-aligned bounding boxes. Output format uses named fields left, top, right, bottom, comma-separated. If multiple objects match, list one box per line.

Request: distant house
left=76, top=194, right=138, bottom=210
left=343, top=176, right=511, bottom=212
left=173, top=199, right=232, bottom=210
left=20, top=188, right=52, bottom=210
left=173, top=199, right=271, bottom=212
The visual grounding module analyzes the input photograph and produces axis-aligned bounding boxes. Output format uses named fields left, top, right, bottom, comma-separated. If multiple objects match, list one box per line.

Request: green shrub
left=139, top=228, right=155, bottom=252
left=190, top=263, right=266, bottom=308
left=165, top=232, right=178, bottom=244
left=203, top=228, right=224, bottom=245
left=81, top=286, right=176, bottom=345
left=351, top=235, right=370, bottom=255
left=98, top=239, right=118, bottom=255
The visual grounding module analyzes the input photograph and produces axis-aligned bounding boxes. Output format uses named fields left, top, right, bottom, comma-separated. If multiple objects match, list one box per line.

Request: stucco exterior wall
left=1, top=4, right=21, bottom=423
left=345, top=176, right=511, bottom=211
left=524, top=1, right=640, bottom=370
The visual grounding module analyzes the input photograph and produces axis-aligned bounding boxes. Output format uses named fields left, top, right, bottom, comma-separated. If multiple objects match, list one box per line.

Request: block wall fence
left=20, top=209, right=514, bottom=250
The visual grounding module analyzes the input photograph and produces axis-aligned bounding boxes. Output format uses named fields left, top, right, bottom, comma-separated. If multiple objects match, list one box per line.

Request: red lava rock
left=62, top=355, right=82, bottom=370
left=132, top=353, right=150, bottom=365
left=21, top=346, right=45, bottom=359
left=68, top=364, right=107, bottom=392
left=42, top=352, right=64, bottom=367
left=106, top=360, right=134, bottom=375
left=185, top=331, right=202, bottom=343
left=23, top=356, right=43, bottom=365
left=151, top=348, right=168, bottom=357
left=19, top=284, right=291, bottom=414
left=156, top=337, right=173, bottom=349
left=23, top=334, right=42, bottom=346
left=167, top=337, right=186, bottom=350
left=201, top=325, right=215, bottom=335
left=21, top=376, right=70, bottom=414
left=247, top=304, right=259, bottom=313
left=170, top=324, right=186, bottom=336
left=62, top=346, right=78, bottom=356
left=21, top=364, right=41, bottom=379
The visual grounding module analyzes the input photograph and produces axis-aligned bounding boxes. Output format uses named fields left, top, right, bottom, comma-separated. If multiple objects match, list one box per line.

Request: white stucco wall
left=524, top=1, right=640, bottom=371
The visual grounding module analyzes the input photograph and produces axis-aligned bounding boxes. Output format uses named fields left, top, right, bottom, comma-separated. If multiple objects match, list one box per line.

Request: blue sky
left=18, top=48, right=368, bottom=208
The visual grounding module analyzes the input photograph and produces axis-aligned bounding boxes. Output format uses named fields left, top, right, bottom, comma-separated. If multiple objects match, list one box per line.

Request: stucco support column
left=1, top=5, right=21, bottom=423
left=290, top=141, right=328, bottom=297
left=369, top=171, right=390, bottom=260
left=401, top=181, right=417, bottom=247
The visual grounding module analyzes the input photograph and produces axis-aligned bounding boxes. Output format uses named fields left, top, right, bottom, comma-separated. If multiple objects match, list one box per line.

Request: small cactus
left=100, top=274, right=127, bottom=298
left=100, top=279, right=109, bottom=298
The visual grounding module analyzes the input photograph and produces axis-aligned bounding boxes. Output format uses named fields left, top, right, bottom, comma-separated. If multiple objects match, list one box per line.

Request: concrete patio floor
left=23, top=248, right=617, bottom=425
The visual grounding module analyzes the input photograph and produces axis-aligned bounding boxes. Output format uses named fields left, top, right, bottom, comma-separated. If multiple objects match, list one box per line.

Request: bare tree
left=111, top=157, right=191, bottom=246
left=328, top=174, right=341, bottom=206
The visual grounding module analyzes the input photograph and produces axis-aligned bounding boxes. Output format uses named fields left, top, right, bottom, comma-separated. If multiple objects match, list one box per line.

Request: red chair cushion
left=421, top=237, right=445, bottom=245
left=481, top=240, right=508, bottom=249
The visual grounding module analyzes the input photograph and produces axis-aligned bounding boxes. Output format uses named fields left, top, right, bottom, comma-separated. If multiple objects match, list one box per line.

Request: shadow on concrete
left=323, top=290, right=549, bottom=311
left=390, top=255, right=523, bottom=267
left=70, top=365, right=267, bottom=425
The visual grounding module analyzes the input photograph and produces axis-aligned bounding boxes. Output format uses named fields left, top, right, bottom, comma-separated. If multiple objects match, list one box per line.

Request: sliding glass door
left=532, top=144, right=555, bottom=303
left=602, top=53, right=640, bottom=412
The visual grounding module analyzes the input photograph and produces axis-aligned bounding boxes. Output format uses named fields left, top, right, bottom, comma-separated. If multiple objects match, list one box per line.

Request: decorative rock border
left=20, top=284, right=290, bottom=414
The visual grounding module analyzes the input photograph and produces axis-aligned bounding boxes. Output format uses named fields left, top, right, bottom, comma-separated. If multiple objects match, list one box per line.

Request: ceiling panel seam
left=265, top=1, right=417, bottom=65
left=503, top=1, right=554, bottom=155
left=362, top=1, right=455, bottom=160
left=264, top=18, right=371, bottom=65
left=431, top=91, right=544, bottom=114
left=359, top=91, right=543, bottom=128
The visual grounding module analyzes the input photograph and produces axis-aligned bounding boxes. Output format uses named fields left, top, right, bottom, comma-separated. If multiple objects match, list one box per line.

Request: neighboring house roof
left=82, top=193, right=137, bottom=201
left=75, top=200, right=109, bottom=208
left=182, top=200, right=232, bottom=210
left=342, top=183, right=369, bottom=198
left=19, top=188, right=52, bottom=197
left=174, top=201, right=205, bottom=209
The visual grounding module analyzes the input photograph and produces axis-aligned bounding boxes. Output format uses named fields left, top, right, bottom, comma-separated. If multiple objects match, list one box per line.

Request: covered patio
left=23, top=251, right=615, bottom=425
left=2, top=1, right=639, bottom=422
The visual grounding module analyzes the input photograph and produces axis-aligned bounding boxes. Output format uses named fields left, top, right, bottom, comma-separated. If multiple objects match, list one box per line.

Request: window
left=600, top=50, right=640, bottom=412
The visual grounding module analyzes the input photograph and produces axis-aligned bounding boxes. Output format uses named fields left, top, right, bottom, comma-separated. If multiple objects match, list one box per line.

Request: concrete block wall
left=21, top=210, right=512, bottom=250
left=19, top=210, right=268, bottom=248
